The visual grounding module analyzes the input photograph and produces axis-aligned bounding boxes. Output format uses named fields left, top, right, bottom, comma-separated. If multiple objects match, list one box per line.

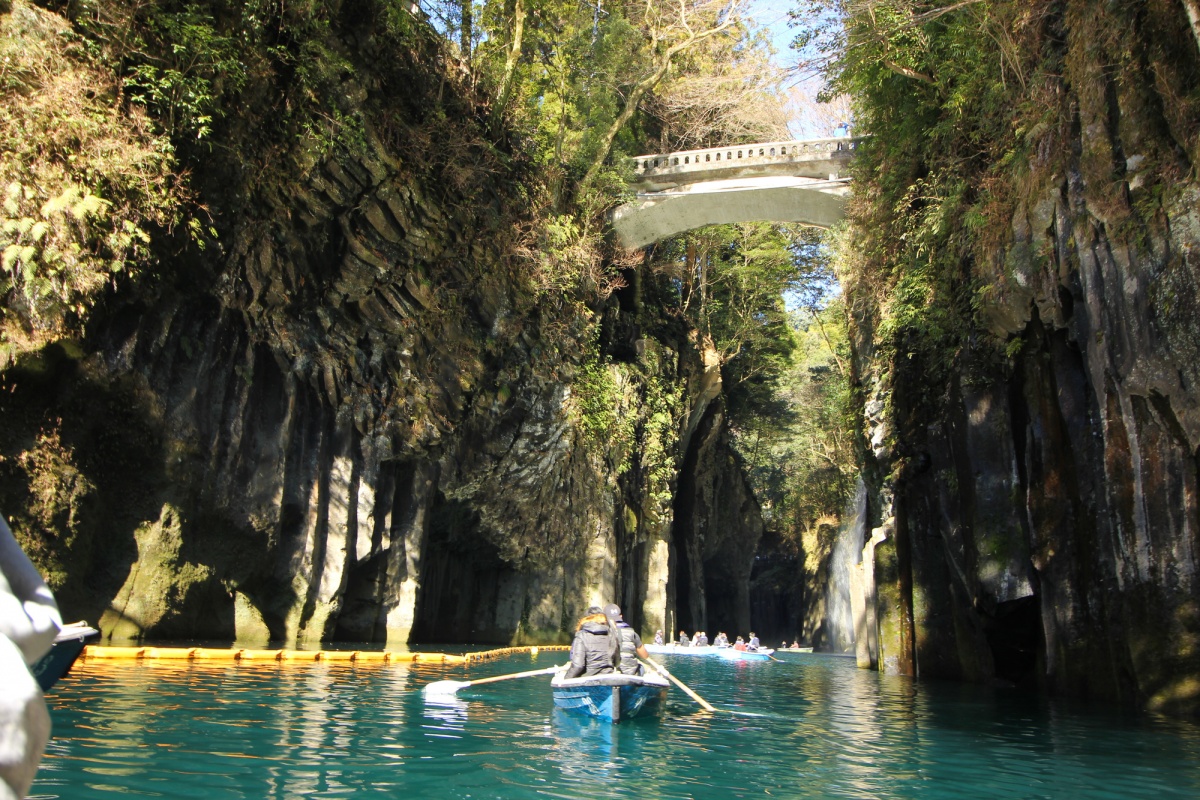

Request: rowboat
left=773, top=647, right=814, bottom=661
left=715, top=647, right=773, bottom=662
left=32, top=621, right=99, bottom=691
left=644, top=643, right=716, bottom=657
left=551, top=671, right=670, bottom=722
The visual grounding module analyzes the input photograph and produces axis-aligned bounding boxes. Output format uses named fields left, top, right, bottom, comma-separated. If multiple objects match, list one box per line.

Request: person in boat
left=1, top=514, right=62, bottom=800
left=791, top=640, right=801, bottom=649
left=603, top=604, right=649, bottom=676
left=695, top=631, right=709, bottom=647
left=713, top=632, right=729, bottom=647
left=678, top=630, right=691, bottom=646
left=747, top=632, right=761, bottom=651
left=733, top=636, right=747, bottom=651
left=653, top=630, right=664, bottom=646
left=563, top=606, right=619, bottom=679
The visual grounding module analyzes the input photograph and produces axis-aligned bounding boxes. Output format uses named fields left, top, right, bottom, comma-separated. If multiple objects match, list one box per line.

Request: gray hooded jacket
left=564, top=620, right=617, bottom=679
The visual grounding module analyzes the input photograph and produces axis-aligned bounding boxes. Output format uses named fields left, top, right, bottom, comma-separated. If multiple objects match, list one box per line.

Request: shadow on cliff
left=0, top=336, right=285, bottom=641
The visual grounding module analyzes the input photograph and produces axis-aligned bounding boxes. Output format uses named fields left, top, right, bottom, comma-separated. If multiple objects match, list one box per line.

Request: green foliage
left=572, top=347, right=634, bottom=456
left=638, top=350, right=685, bottom=507
left=651, top=222, right=826, bottom=417
left=821, top=1, right=1200, bottom=411
left=471, top=0, right=778, bottom=198
left=117, top=2, right=249, bottom=140
left=0, top=423, right=97, bottom=591
left=645, top=221, right=855, bottom=537
left=0, top=0, right=186, bottom=363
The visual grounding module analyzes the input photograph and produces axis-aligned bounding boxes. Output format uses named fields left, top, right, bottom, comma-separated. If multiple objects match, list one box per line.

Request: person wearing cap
left=563, top=606, right=618, bottom=679
left=603, top=604, right=649, bottom=676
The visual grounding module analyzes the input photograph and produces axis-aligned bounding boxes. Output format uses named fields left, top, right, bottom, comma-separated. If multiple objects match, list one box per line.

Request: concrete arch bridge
left=611, top=138, right=859, bottom=249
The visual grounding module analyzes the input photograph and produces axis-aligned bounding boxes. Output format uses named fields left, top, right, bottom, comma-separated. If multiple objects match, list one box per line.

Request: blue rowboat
left=551, top=672, right=669, bottom=722
left=715, top=648, right=772, bottom=662
left=32, top=622, right=99, bottom=691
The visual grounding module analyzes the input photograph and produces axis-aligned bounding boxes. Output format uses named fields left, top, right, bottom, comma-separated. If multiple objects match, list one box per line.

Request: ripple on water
left=31, top=654, right=1200, bottom=799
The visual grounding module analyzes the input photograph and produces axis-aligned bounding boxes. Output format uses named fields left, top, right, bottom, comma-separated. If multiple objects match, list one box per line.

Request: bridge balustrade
left=632, top=138, right=859, bottom=176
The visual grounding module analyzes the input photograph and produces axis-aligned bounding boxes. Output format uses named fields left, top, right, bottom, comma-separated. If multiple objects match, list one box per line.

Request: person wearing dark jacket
left=603, top=604, right=649, bottom=676
left=563, top=606, right=619, bottom=679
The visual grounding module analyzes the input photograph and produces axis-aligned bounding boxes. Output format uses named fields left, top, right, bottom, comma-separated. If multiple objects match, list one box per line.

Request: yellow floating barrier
left=76, top=644, right=557, bottom=666
left=141, top=647, right=195, bottom=660
left=462, top=645, right=569, bottom=663
left=81, top=646, right=146, bottom=660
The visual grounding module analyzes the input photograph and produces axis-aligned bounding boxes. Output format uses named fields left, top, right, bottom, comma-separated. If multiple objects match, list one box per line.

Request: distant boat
left=644, top=643, right=716, bottom=656
left=774, top=647, right=814, bottom=660
left=715, top=647, right=773, bottom=662
left=32, top=622, right=99, bottom=691
left=551, top=671, right=669, bottom=722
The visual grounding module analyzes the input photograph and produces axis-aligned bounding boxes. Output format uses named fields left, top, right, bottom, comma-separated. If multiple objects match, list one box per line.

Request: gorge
left=1, top=0, right=1197, bottom=720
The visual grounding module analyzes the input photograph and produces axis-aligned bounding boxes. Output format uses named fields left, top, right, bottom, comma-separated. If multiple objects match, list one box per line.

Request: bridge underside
left=611, top=177, right=848, bottom=249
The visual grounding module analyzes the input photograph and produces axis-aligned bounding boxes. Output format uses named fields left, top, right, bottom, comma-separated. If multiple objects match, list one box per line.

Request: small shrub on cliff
left=0, top=422, right=95, bottom=591
left=0, top=0, right=187, bottom=366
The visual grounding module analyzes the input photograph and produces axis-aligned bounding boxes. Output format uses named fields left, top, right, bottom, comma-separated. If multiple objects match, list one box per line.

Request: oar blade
left=422, top=680, right=471, bottom=696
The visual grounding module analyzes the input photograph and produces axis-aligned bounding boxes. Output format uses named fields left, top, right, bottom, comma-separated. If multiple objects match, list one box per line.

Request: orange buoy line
left=77, top=643, right=570, bottom=666
left=463, top=645, right=569, bottom=663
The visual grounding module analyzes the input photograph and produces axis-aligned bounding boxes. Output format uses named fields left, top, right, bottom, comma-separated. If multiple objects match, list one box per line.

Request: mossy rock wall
left=0, top=0, right=766, bottom=649
left=847, top=1, right=1200, bottom=715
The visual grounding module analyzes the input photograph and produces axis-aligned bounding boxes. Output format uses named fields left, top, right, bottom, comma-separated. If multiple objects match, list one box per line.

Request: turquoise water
left=33, top=651, right=1200, bottom=799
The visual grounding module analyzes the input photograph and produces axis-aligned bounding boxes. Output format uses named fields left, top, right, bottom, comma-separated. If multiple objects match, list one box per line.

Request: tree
left=646, top=28, right=792, bottom=149
left=579, top=0, right=747, bottom=187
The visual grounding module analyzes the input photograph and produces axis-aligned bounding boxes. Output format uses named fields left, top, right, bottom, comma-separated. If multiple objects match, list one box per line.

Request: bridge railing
left=631, top=137, right=860, bottom=177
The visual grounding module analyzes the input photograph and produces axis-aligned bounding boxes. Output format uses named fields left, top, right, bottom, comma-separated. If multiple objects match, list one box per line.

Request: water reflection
left=32, top=653, right=1200, bottom=800
left=421, top=693, right=469, bottom=735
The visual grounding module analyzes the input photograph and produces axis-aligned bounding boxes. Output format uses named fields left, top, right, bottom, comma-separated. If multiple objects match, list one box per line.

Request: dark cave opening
left=984, top=595, right=1044, bottom=690
left=410, top=494, right=518, bottom=644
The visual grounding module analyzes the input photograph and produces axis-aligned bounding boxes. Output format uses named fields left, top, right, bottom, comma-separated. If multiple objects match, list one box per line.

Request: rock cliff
left=0, top=0, right=765, bottom=647
left=844, top=0, right=1200, bottom=715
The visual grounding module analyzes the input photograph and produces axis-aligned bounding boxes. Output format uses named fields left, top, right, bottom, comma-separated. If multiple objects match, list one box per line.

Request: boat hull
left=551, top=673, right=669, bottom=722
left=32, top=623, right=99, bottom=691
left=644, top=644, right=715, bottom=657
left=715, top=648, right=772, bottom=662
left=773, top=647, right=814, bottom=661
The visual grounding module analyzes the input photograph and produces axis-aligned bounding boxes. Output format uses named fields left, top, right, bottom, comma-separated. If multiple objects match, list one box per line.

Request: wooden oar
left=639, top=657, right=717, bottom=713
left=422, top=665, right=560, bottom=696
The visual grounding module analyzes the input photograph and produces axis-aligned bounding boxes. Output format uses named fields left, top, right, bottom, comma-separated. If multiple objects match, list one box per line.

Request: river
left=32, top=650, right=1200, bottom=798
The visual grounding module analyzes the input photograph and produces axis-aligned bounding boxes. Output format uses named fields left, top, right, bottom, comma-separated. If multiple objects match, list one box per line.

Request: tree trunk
left=460, top=0, right=472, bottom=63
left=1184, top=0, right=1200, bottom=54
left=494, top=0, right=526, bottom=117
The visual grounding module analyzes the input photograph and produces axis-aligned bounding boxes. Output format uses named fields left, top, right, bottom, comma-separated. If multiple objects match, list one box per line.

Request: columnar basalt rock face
left=0, top=3, right=768, bottom=649
left=849, top=3, right=1200, bottom=715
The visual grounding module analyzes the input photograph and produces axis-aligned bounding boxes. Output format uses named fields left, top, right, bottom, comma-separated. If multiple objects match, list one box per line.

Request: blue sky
left=745, top=0, right=850, bottom=139
left=746, top=0, right=800, bottom=62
